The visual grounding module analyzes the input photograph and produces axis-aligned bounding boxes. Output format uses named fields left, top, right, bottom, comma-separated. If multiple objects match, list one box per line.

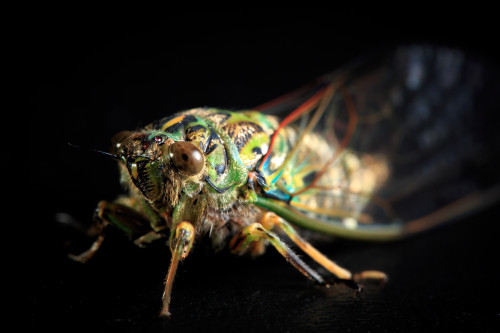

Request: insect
left=68, top=45, right=500, bottom=317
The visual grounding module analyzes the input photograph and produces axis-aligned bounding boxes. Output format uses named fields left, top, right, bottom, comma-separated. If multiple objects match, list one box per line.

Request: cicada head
left=111, top=131, right=205, bottom=206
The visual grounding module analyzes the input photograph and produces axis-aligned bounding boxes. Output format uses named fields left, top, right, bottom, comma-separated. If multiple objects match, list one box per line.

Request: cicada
left=69, top=45, right=500, bottom=317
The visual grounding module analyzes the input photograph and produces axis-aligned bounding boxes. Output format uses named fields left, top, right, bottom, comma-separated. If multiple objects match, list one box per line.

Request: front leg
left=68, top=198, right=166, bottom=263
left=160, top=221, right=195, bottom=317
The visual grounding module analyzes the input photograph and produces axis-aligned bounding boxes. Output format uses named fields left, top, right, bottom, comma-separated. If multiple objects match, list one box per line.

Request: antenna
left=67, top=142, right=119, bottom=160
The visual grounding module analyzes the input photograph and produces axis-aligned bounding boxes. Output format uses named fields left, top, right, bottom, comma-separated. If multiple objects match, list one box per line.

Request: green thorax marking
left=149, top=108, right=278, bottom=198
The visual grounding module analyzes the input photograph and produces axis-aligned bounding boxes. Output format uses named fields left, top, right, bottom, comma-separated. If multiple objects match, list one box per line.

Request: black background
left=19, top=10, right=500, bottom=332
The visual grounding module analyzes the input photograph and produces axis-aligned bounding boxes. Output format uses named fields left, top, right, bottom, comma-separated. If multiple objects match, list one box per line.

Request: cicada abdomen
left=256, top=45, right=500, bottom=240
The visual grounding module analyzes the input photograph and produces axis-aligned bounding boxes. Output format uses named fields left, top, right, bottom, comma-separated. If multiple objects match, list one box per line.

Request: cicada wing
left=256, top=45, right=500, bottom=239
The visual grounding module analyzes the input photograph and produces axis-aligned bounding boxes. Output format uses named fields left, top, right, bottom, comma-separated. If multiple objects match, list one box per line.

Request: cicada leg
left=67, top=228, right=105, bottom=264
left=160, top=221, right=194, bottom=317
left=68, top=198, right=165, bottom=263
left=67, top=201, right=109, bottom=263
left=133, top=230, right=166, bottom=247
left=229, top=222, right=327, bottom=286
left=259, top=212, right=388, bottom=283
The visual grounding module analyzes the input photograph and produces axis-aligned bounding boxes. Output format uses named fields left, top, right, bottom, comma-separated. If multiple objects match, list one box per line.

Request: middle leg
left=229, top=222, right=327, bottom=286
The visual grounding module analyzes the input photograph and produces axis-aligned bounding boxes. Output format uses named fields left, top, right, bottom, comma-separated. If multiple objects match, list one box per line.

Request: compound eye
left=169, top=141, right=204, bottom=176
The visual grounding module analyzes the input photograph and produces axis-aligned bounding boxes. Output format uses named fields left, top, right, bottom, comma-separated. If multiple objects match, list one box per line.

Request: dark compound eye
left=154, top=136, right=163, bottom=144
left=169, top=141, right=204, bottom=176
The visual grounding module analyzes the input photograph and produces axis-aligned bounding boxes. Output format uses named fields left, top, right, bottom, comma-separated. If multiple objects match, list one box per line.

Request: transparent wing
left=255, top=45, right=500, bottom=239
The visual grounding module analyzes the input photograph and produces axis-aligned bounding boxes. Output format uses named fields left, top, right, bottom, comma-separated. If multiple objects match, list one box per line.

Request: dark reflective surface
left=21, top=11, right=500, bottom=332
left=27, top=210, right=500, bottom=331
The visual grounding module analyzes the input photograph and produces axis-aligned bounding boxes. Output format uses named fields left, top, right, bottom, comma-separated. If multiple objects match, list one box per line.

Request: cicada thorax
left=173, top=108, right=278, bottom=168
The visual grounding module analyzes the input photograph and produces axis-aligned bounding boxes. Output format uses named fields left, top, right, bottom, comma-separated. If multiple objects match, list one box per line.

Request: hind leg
left=259, top=212, right=387, bottom=282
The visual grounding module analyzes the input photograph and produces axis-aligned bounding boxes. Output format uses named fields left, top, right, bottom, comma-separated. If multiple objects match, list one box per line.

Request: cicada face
left=111, top=131, right=205, bottom=204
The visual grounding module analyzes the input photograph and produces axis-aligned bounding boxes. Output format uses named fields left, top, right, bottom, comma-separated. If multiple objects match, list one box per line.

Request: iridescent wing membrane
left=255, top=45, right=500, bottom=240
